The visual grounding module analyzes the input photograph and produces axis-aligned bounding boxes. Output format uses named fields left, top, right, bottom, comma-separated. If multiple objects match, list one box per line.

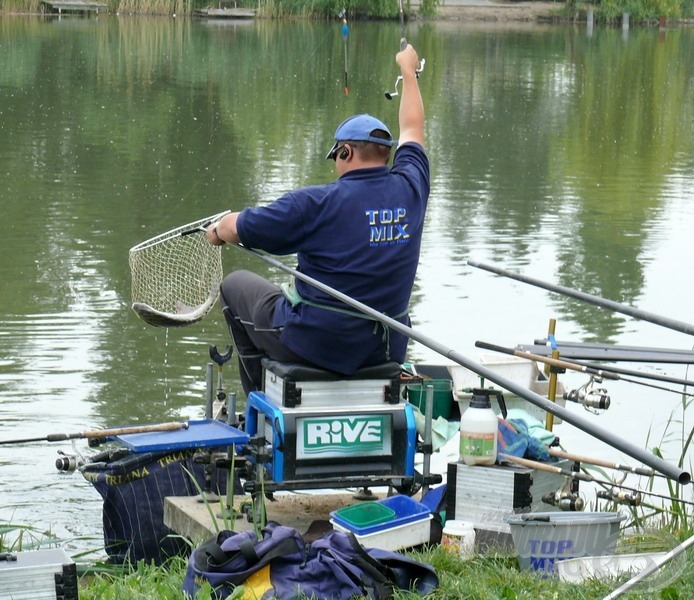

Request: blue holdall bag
left=182, top=521, right=439, bottom=599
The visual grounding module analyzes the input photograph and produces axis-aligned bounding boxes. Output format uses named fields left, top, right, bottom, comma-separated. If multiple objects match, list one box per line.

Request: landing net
left=128, top=211, right=229, bottom=327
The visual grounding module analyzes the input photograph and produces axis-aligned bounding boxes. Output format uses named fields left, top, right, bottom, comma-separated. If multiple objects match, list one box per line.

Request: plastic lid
left=443, top=520, right=476, bottom=533
left=334, top=502, right=396, bottom=528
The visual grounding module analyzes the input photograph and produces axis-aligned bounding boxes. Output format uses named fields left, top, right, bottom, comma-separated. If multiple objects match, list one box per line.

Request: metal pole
left=421, top=384, right=434, bottom=497
left=205, top=362, right=214, bottom=419
left=232, top=245, right=691, bottom=485
left=603, top=534, right=694, bottom=599
left=467, top=260, right=694, bottom=336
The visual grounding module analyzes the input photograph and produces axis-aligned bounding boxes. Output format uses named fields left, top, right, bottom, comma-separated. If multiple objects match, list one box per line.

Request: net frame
left=129, top=211, right=230, bottom=327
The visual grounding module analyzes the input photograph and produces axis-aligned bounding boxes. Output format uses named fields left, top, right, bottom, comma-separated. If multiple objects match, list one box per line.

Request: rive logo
left=301, top=416, right=386, bottom=456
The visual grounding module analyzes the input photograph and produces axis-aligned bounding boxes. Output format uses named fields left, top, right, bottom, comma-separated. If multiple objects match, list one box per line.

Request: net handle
left=129, top=210, right=230, bottom=253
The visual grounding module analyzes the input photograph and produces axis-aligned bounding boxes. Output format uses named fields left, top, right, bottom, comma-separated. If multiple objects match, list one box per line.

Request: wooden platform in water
left=164, top=491, right=384, bottom=543
left=194, top=7, right=256, bottom=19
left=42, top=0, right=107, bottom=13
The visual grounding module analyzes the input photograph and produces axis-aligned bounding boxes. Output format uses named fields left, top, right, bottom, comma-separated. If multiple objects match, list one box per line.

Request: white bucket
left=441, top=520, right=476, bottom=560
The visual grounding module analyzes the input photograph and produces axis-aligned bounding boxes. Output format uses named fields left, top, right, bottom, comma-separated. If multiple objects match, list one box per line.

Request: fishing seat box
left=446, top=460, right=569, bottom=550
left=261, top=358, right=402, bottom=408
left=0, top=548, right=78, bottom=600
left=245, top=359, right=416, bottom=485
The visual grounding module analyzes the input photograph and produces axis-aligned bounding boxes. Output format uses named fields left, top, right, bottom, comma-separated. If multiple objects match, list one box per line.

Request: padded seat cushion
left=262, top=358, right=401, bottom=382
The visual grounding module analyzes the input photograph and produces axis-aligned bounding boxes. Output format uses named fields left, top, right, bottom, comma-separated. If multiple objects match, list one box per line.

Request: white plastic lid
left=442, top=520, right=476, bottom=534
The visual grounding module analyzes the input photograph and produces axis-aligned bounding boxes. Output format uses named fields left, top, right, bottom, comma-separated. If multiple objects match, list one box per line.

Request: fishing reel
left=55, top=443, right=89, bottom=474
left=597, top=488, right=642, bottom=506
left=55, top=451, right=84, bottom=474
left=384, top=58, right=426, bottom=100
left=563, top=377, right=611, bottom=413
left=542, top=489, right=585, bottom=511
left=385, top=36, right=426, bottom=100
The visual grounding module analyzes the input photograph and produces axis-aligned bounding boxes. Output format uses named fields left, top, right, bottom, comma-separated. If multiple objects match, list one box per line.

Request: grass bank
left=3, top=513, right=692, bottom=598
left=76, top=538, right=693, bottom=599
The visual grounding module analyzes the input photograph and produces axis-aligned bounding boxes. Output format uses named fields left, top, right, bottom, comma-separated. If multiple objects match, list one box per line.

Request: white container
left=442, top=520, right=476, bottom=560
left=556, top=552, right=668, bottom=583
left=331, top=515, right=432, bottom=551
left=459, top=391, right=498, bottom=466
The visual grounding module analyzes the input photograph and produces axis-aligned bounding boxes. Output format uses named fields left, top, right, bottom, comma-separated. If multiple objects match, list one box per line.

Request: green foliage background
left=0, top=0, right=692, bottom=20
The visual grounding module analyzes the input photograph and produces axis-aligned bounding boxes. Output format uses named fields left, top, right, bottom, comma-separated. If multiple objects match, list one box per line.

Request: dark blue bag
left=83, top=448, right=229, bottom=564
left=182, top=521, right=439, bottom=599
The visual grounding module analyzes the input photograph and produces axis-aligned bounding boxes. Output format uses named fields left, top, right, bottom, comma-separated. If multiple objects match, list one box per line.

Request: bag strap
left=196, top=532, right=303, bottom=587
left=343, top=532, right=394, bottom=599
left=194, top=537, right=229, bottom=569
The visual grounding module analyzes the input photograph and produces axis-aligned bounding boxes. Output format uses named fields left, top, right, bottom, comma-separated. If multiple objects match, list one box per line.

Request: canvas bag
left=82, top=448, right=229, bottom=564
left=182, top=521, right=439, bottom=599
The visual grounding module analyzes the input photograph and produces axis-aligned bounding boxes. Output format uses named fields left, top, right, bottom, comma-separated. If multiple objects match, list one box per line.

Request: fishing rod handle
left=80, top=421, right=189, bottom=440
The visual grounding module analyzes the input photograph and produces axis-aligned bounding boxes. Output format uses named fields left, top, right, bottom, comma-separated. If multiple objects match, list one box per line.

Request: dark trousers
left=219, top=270, right=309, bottom=395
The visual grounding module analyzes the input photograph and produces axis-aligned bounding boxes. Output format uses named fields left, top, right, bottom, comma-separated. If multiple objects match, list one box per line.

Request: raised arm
left=396, top=44, right=425, bottom=148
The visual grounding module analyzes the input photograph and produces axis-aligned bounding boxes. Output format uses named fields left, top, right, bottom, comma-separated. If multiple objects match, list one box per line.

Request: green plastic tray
left=333, top=502, right=396, bottom=530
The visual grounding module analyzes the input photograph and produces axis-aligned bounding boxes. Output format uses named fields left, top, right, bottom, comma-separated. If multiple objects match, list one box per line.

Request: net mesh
left=128, top=212, right=229, bottom=327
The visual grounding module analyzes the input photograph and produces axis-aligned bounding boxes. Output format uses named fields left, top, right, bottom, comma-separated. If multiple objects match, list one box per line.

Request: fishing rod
left=476, top=341, right=694, bottom=399
left=478, top=340, right=613, bottom=411
left=500, top=453, right=694, bottom=507
left=547, top=447, right=666, bottom=479
left=384, top=0, right=425, bottom=100
left=467, top=259, right=694, bottom=337
left=230, top=243, right=690, bottom=485
left=0, top=421, right=189, bottom=445
left=562, top=356, right=694, bottom=388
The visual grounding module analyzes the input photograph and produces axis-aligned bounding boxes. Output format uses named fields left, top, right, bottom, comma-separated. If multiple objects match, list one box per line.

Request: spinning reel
left=564, top=376, right=611, bottom=413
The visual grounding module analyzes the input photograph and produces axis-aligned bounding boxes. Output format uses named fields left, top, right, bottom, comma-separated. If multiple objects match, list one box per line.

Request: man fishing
left=207, top=43, right=428, bottom=395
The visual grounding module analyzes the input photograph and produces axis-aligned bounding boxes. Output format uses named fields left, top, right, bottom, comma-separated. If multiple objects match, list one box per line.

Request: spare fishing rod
left=467, top=259, right=694, bottom=337
left=565, top=358, right=694, bottom=388
left=384, top=0, right=425, bottom=100
left=500, top=453, right=694, bottom=508
left=547, top=447, right=667, bottom=479
left=229, top=242, right=690, bottom=485
left=0, top=421, right=189, bottom=446
left=476, top=340, right=694, bottom=399
left=477, top=340, right=611, bottom=411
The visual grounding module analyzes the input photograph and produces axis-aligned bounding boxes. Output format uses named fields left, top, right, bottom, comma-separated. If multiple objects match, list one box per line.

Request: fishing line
left=339, top=9, right=350, bottom=95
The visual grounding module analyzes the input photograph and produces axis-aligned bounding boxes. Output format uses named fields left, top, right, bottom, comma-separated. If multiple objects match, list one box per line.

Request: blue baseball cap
left=325, top=114, right=398, bottom=159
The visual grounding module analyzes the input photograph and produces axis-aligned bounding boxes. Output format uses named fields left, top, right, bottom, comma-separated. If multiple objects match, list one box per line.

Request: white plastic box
left=331, top=515, right=433, bottom=551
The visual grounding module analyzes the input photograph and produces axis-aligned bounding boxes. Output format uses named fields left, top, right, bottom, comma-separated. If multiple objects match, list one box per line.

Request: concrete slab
left=164, top=491, right=387, bottom=543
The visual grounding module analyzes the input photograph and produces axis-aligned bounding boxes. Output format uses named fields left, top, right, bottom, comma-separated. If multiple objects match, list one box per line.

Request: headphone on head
left=339, top=146, right=350, bottom=160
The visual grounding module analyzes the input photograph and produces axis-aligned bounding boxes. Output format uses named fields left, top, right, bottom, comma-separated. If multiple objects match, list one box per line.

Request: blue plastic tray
left=330, top=495, right=431, bottom=536
left=114, top=419, right=249, bottom=453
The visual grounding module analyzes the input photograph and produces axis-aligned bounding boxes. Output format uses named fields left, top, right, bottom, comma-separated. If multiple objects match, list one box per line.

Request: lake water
left=0, top=15, right=692, bottom=556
